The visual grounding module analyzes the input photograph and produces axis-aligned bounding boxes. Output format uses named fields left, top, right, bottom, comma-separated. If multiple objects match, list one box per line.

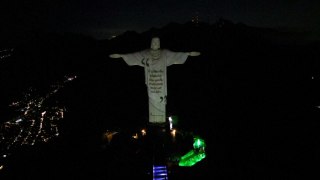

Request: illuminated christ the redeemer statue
left=109, top=37, right=200, bottom=124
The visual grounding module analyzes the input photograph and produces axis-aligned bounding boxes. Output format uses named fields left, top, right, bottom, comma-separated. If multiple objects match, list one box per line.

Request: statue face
left=150, top=37, right=160, bottom=50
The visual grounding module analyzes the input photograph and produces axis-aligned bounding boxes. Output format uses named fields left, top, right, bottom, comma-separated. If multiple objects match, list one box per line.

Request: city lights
left=0, top=74, right=77, bottom=164
left=0, top=48, right=14, bottom=60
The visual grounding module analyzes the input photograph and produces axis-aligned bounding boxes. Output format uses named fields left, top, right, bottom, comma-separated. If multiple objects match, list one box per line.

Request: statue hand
left=189, top=51, right=201, bottom=56
left=109, top=54, right=122, bottom=58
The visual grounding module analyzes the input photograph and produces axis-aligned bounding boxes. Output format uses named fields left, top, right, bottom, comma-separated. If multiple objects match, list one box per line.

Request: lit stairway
left=153, top=165, right=168, bottom=180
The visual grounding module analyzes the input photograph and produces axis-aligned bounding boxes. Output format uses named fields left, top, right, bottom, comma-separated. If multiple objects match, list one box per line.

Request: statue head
left=150, top=37, right=160, bottom=50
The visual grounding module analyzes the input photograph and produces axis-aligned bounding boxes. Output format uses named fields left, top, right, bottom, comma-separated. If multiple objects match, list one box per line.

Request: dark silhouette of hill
left=1, top=19, right=319, bottom=179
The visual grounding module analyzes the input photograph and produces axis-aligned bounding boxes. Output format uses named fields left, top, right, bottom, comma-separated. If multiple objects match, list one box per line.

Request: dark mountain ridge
left=1, top=19, right=319, bottom=179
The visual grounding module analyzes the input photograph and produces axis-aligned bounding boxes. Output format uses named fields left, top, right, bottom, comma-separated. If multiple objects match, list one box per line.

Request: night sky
left=1, top=0, right=320, bottom=41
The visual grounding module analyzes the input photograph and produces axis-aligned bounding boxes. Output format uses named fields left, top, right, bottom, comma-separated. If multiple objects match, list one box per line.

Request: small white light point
left=168, top=116, right=173, bottom=130
left=171, top=129, right=176, bottom=136
left=132, top=133, right=138, bottom=139
left=141, top=129, right=147, bottom=136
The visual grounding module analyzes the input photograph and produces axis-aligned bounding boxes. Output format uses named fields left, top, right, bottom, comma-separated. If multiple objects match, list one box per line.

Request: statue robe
left=122, top=49, right=189, bottom=123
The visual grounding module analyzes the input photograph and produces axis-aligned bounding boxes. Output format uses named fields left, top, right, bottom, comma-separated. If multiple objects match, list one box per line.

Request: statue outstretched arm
left=109, top=52, right=144, bottom=66
left=109, top=54, right=123, bottom=58
left=188, top=51, right=201, bottom=56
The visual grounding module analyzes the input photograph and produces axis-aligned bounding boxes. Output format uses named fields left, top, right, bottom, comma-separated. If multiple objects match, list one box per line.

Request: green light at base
left=178, top=137, right=206, bottom=167
left=193, top=138, right=205, bottom=149
left=178, top=150, right=206, bottom=167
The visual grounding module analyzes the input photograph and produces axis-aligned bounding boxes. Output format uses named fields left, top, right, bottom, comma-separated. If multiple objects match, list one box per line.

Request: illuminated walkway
left=153, top=165, right=168, bottom=180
